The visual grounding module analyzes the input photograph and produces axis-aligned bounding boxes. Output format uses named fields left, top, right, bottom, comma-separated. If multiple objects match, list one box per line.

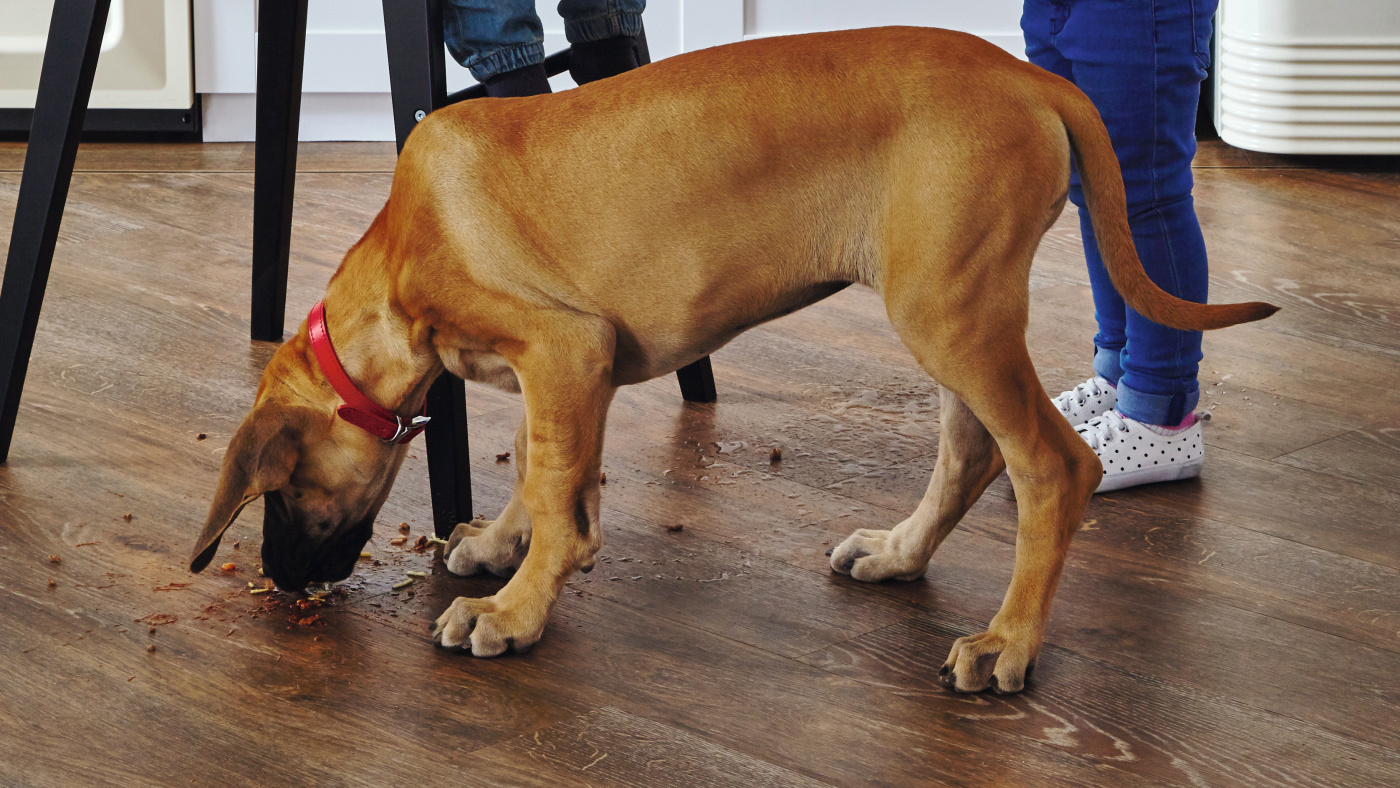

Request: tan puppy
left=190, top=27, right=1276, bottom=694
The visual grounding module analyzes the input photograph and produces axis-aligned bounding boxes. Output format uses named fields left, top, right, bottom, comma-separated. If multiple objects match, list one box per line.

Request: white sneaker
left=1053, top=376, right=1118, bottom=427
left=1075, top=410, right=1204, bottom=493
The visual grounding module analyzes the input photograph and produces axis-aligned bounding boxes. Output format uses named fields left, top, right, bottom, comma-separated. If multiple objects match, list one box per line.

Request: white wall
left=197, top=0, right=1024, bottom=141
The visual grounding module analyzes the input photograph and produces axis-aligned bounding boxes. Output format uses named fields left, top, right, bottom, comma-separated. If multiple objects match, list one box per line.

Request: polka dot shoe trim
left=1075, top=409, right=1204, bottom=493
left=1053, top=376, right=1118, bottom=428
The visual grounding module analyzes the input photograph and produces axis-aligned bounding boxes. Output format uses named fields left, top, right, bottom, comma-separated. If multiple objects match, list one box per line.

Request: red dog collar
left=308, top=300, right=429, bottom=444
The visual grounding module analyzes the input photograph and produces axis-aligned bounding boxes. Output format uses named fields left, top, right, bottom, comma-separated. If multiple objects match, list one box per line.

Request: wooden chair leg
left=250, top=0, right=309, bottom=342
left=0, top=0, right=112, bottom=462
left=383, top=0, right=471, bottom=538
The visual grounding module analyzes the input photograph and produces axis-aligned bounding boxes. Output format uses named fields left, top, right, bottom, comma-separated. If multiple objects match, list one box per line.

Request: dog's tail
left=1054, top=86, right=1278, bottom=331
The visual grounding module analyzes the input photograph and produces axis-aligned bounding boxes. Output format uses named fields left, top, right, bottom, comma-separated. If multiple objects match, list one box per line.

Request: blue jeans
left=444, top=0, right=645, bottom=81
left=1022, top=0, right=1217, bottom=426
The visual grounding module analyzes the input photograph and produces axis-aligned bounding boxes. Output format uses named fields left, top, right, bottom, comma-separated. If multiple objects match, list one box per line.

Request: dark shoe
left=484, top=63, right=552, bottom=98
left=568, top=35, right=639, bottom=85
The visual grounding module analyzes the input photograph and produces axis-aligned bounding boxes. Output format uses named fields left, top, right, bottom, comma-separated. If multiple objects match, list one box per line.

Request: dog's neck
left=316, top=279, right=439, bottom=420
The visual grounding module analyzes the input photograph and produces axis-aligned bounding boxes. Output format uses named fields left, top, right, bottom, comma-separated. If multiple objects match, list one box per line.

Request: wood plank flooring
left=1, top=140, right=1398, bottom=787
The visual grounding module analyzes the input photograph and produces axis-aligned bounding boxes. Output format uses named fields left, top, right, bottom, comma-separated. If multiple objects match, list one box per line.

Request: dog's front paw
left=828, top=528, right=927, bottom=582
left=445, top=518, right=530, bottom=578
left=431, top=596, right=544, bottom=657
left=939, top=628, right=1037, bottom=694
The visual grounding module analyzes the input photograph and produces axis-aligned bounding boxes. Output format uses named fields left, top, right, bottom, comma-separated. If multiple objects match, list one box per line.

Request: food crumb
left=770, top=447, right=782, bottom=463
left=47, top=578, right=58, bottom=588
left=406, top=570, right=427, bottom=578
left=220, top=562, right=237, bottom=572
left=196, top=433, right=207, bottom=441
left=412, top=535, right=428, bottom=551
left=391, top=578, right=414, bottom=590
left=146, top=644, right=156, bottom=653
left=359, top=552, right=372, bottom=560
left=390, top=537, right=407, bottom=546
left=48, top=554, right=61, bottom=564
left=398, top=522, right=410, bottom=533
left=148, top=627, right=156, bottom=635
left=496, top=452, right=511, bottom=462
left=599, top=472, right=607, bottom=484
left=123, top=513, right=133, bottom=522
left=666, top=524, right=684, bottom=532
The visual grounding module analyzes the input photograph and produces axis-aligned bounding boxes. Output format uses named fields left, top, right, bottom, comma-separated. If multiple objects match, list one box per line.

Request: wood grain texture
left=1, top=140, right=1398, bottom=787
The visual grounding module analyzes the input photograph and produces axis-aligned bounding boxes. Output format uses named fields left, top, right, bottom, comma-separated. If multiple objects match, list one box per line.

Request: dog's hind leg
left=829, top=385, right=1004, bottom=581
left=445, top=417, right=533, bottom=578
left=887, top=315, right=1099, bottom=694
left=433, top=315, right=615, bottom=657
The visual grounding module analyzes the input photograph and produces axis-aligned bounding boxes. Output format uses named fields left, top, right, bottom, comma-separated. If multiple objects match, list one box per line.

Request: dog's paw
left=445, top=518, right=530, bottom=578
left=939, top=629, right=1036, bottom=694
left=827, top=529, right=927, bottom=582
left=431, top=596, right=543, bottom=657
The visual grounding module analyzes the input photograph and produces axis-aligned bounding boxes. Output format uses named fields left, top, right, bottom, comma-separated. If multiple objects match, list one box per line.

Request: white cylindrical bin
left=1215, top=0, right=1400, bottom=154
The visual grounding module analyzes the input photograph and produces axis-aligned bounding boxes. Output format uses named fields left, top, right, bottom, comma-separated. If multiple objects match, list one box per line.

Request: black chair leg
left=0, top=0, right=112, bottom=463
left=633, top=29, right=718, bottom=404
left=383, top=0, right=470, bottom=538
left=250, top=0, right=309, bottom=342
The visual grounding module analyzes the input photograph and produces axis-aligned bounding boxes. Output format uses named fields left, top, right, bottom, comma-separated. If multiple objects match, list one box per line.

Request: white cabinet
left=0, top=0, right=193, bottom=110
left=196, top=0, right=1024, bottom=141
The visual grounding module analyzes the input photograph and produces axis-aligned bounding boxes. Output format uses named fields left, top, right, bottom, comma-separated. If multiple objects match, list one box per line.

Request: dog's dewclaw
left=391, top=578, right=414, bottom=590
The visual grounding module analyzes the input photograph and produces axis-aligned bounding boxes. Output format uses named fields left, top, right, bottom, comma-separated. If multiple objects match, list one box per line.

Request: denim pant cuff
left=1093, top=345, right=1124, bottom=384
left=467, top=41, right=546, bottom=82
left=1116, top=381, right=1199, bottom=426
left=565, top=11, right=643, bottom=44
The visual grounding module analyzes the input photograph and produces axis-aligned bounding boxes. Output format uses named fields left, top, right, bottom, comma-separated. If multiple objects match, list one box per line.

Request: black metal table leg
left=250, top=0, right=309, bottom=342
left=0, top=0, right=112, bottom=463
left=383, top=0, right=470, bottom=538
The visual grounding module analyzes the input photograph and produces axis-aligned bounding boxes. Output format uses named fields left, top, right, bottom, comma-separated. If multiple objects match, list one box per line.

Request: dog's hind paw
left=431, top=595, right=542, bottom=657
left=939, top=628, right=1037, bottom=695
left=828, top=528, right=927, bottom=582
left=445, top=518, right=530, bottom=578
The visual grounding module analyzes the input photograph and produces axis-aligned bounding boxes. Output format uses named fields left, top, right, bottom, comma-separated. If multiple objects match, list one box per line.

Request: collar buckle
left=385, top=414, right=432, bottom=444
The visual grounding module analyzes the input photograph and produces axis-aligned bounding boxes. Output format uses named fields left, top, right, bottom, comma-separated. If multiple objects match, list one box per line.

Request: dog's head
left=189, top=340, right=411, bottom=591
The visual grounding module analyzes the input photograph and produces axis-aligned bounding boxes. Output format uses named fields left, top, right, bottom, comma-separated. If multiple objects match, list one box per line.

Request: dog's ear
left=190, top=403, right=316, bottom=573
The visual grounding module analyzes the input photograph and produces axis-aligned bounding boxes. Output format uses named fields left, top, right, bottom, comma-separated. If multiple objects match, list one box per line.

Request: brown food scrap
left=389, top=537, right=407, bottom=546
left=48, top=554, right=61, bottom=564
left=152, top=582, right=192, bottom=592
left=495, top=452, right=511, bottom=463
left=599, top=472, right=607, bottom=485
left=196, top=433, right=208, bottom=441
left=146, top=644, right=156, bottom=653
left=47, top=578, right=58, bottom=588
left=295, top=615, right=322, bottom=627
left=666, top=524, right=684, bottom=533
left=148, top=627, right=156, bottom=635
left=232, top=541, right=240, bottom=550
left=220, top=562, right=237, bottom=572
left=412, top=535, right=428, bottom=552
left=770, top=447, right=782, bottom=463
left=398, top=522, right=410, bottom=533
left=134, top=613, right=178, bottom=626
left=76, top=542, right=98, bottom=547
left=122, top=513, right=133, bottom=522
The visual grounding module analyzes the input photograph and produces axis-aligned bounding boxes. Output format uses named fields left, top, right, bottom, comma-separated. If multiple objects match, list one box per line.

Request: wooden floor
left=1, top=139, right=1398, bottom=787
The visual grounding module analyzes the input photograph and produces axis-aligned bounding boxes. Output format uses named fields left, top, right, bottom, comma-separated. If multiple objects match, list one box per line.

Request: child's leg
left=1045, top=0, right=1218, bottom=426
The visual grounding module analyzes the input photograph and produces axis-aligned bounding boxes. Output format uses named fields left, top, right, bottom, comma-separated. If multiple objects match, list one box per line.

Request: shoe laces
left=1056, top=377, right=1107, bottom=414
left=1076, top=410, right=1130, bottom=451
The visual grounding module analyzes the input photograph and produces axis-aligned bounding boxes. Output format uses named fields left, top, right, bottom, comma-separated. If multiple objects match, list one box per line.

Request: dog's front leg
left=433, top=319, right=615, bottom=657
